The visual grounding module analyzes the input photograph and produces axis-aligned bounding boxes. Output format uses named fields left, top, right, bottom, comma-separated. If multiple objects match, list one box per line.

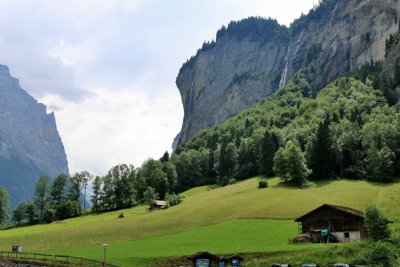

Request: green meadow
left=0, top=177, right=399, bottom=266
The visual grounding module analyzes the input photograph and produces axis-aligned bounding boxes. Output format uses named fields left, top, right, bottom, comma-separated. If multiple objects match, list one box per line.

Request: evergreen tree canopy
left=365, top=205, right=391, bottom=241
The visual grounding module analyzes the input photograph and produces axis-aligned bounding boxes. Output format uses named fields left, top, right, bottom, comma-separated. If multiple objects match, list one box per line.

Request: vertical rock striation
left=175, top=0, right=400, bottom=147
left=0, top=64, right=69, bottom=207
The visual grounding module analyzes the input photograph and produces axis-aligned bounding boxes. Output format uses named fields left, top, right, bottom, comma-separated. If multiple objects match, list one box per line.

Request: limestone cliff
left=175, top=0, right=400, bottom=146
left=0, top=64, right=69, bottom=207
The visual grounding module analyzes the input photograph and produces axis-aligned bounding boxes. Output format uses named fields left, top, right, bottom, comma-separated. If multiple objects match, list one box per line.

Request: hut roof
left=187, top=251, right=219, bottom=261
left=153, top=200, right=168, bottom=206
left=295, top=204, right=364, bottom=222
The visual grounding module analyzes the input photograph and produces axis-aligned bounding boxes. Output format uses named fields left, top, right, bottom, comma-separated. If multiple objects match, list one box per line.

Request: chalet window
left=344, top=232, right=350, bottom=238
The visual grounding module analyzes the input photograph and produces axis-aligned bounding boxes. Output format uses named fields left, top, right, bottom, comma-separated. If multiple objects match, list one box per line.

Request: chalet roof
left=153, top=200, right=168, bottom=206
left=187, top=252, right=244, bottom=263
left=295, top=204, right=364, bottom=222
left=187, top=251, right=219, bottom=261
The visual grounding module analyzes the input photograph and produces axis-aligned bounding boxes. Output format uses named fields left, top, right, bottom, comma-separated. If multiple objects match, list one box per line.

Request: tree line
left=6, top=172, right=91, bottom=225
left=0, top=159, right=182, bottom=226
left=90, top=159, right=180, bottom=213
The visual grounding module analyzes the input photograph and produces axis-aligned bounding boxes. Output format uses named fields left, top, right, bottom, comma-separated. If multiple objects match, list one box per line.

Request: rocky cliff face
left=0, top=64, right=69, bottom=207
left=175, top=0, right=400, bottom=146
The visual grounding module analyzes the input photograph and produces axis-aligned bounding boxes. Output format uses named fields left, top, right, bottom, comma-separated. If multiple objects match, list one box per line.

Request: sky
left=0, top=0, right=316, bottom=176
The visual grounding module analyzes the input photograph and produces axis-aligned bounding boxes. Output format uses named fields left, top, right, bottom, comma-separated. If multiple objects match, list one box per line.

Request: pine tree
left=217, top=141, right=238, bottom=180
left=306, top=118, right=336, bottom=179
left=160, top=151, right=170, bottom=163
left=34, top=176, right=51, bottom=222
left=91, top=176, right=103, bottom=212
left=50, top=173, right=69, bottom=219
left=259, top=130, right=279, bottom=176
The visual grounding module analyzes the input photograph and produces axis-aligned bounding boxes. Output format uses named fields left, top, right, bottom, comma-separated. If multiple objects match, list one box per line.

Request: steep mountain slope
left=174, top=0, right=400, bottom=146
left=0, top=64, right=69, bottom=207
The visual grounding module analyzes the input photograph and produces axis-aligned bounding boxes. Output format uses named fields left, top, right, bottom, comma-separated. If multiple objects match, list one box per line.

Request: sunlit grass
left=0, top=177, right=398, bottom=266
left=39, top=218, right=317, bottom=266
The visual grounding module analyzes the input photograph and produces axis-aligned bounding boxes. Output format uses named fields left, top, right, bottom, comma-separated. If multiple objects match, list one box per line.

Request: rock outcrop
left=175, top=0, right=400, bottom=146
left=0, top=64, right=69, bottom=207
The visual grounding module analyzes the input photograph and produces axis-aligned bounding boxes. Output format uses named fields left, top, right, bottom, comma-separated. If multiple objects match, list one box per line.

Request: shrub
left=365, top=205, right=391, bottom=241
left=118, top=212, right=124, bottom=218
left=353, top=241, right=399, bottom=266
left=217, top=176, right=230, bottom=186
left=42, top=208, right=55, bottom=223
left=165, top=193, right=183, bottom=207
left=228, top=178, right=237, bottom=185
left=258, top=180, right=268, bottom=188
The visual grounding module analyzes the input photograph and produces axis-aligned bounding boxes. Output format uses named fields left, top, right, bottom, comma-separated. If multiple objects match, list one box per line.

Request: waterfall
left=294, top=31, right=304, bottom=55
left=279, top=60, right=289, bottom=89
left=279, top=31, right=304, bottom=89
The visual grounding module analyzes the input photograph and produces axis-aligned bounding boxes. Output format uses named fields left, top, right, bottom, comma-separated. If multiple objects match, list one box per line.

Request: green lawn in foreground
left=37, top=219, right=318, bottom=266
left=0, top=177, right=398, bottom=266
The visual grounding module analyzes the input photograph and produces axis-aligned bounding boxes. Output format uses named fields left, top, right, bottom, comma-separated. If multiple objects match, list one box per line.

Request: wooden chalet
left=295, top=204, right=368, bottom=243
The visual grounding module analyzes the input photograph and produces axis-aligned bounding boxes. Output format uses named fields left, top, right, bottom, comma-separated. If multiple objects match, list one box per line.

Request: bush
left=353, top=241, right=399, bottom=266
left=258, top=180, right=269, bottom=188
left=217, top=176, right=230, bottom=186
left=165, top=193, right=183, bottom=207
left=118, top=212, right=124, bottom=218
left=42, top=208, right=55, bottom=223
left=365, top=205, right=391, bottom=241
left=228, top=178, right=237, bottom=185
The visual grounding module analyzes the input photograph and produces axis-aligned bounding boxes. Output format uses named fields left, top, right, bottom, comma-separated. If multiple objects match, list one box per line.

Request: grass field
left=0, top=177, right=399, bottom=266
left=38, top=219, right=319, bottom=266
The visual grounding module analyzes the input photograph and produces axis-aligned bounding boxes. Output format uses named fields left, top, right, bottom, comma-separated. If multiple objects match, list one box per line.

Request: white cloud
left=0, top=0, right=315, bottom=176
left=40, top=86, right=182, bottom=175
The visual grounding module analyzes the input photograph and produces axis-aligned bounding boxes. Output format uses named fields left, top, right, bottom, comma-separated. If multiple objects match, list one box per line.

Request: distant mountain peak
left=0, top=64, right=69, bottom=207
left=0, top=64, right=10, bottom=75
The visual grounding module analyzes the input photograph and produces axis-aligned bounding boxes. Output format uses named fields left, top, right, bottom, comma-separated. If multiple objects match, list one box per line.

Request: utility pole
left=102, top=243, right=108, bottom=267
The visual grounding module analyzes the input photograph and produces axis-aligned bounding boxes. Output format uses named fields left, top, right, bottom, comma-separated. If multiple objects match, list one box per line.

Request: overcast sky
left=0, top=0, right=316, bottom=176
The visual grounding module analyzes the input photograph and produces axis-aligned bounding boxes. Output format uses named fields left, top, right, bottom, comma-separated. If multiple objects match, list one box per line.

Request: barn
left=148, top=200, right=168, bottom=210
left=294, top=204, right=368, bottom=243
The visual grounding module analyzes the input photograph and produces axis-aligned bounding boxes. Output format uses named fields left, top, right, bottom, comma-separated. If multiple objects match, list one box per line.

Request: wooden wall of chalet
left=300, top=208, right=365, bottom=233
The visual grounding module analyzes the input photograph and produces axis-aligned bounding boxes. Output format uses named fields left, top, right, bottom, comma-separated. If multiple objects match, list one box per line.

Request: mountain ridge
left=174, top=0, right=400, bottom=147
left=0, top=64, right=69, bottom=207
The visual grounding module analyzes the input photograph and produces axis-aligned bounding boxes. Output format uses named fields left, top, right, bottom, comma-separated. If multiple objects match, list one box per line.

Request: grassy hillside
left=0, top=177, right=399, bottom=266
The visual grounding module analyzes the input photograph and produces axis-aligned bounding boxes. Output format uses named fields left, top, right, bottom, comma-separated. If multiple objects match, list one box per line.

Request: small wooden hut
left=148, top=200, right=168, bottom=210
left=187, top=251, right=219, bottom=267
